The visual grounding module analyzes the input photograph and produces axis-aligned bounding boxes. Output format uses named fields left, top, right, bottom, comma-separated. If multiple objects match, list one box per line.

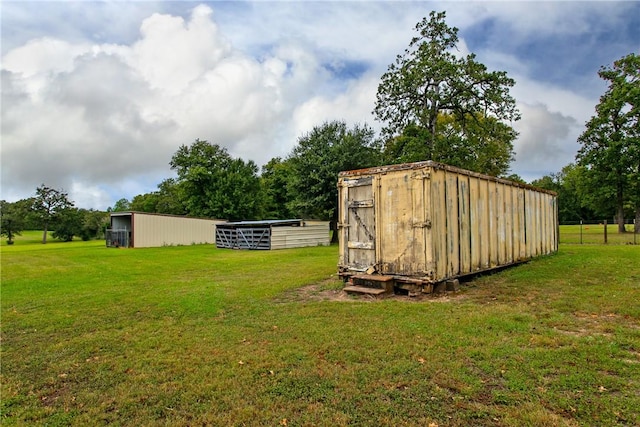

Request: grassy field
left=1, top=232, right=639, bottom=426
left=559, top=223, right=638, bottom=245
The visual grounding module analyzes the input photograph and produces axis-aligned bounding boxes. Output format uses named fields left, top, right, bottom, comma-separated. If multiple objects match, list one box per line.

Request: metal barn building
left=215, top=219, right=330, bottom=250
left=337, top=161, right=558, bottom=295
left=106, top=212, right=223, bottom=248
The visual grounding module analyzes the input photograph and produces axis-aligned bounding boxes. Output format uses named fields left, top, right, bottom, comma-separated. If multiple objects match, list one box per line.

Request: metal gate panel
left=236, top=227, right=271, bottom=250
left=215, top=227, right=236, bottom=248
left=215, top=226, right=271, bottom=249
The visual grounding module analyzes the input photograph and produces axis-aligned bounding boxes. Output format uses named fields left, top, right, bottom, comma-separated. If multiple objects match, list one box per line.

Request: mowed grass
left=1, top=237, right=639, bottom=426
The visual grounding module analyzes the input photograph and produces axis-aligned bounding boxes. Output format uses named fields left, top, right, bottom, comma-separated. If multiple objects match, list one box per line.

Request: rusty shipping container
left=337, top=161, right=558, bottom=294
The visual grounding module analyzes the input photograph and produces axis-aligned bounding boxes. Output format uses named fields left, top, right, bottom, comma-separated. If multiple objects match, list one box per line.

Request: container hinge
left=413, top=172, right=431, bottom=180
left=412, top=220, right=432, bottom=229
left=337, top=223, right=350, bottom=228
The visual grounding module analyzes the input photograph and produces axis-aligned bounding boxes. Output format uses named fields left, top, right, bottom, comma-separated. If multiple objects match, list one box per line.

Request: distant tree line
left=120, top=122, right=381, bottom=244
left=3, top=14, right=635, bottom=243
left=1, top=185, right=109, bottom=244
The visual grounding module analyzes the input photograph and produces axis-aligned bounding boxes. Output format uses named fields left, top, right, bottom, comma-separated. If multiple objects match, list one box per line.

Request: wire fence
left=105, top=229, right=131, bottom=248
left=559, top=220, right=638, bottom=245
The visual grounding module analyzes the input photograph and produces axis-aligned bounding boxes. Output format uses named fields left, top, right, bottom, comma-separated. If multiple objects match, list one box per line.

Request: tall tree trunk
left=42, top=222, right=48, bottom=244
left=426, top=114, right=437, bottom=159
left=425, top=84, right=439, bottom=159
left=617, top=205, right=626, bottom=233
left=616, top=169, right=626, bottom=233
left=330, top=219, right=339, bottom=244
left=635, top=160, right=640, bottom=233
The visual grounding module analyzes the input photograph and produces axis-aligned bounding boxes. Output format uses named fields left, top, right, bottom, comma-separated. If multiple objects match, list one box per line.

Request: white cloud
left=129, top=5, right=231, bottom=95
left=292, top=73, right=380, bottom=139
left=2, top=37, right=89, bottom=77
left=503, top=73, right=601, bottom=180
left=512, top=77, right=597, bottom=127
left=69, top=181, right=112, bottom=210
left=512, top=102, right=580, bottom=180
left=2, top=38, right=92, bottom=101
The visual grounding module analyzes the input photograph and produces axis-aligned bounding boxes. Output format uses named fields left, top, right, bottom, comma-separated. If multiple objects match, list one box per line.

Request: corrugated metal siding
left=132, top=213, right=220, bottom=248
left=271, top=222, right=330, bottom=249
left=338, top=161, right=558, bottom=283
left=427, top=167, right=558, bottom=281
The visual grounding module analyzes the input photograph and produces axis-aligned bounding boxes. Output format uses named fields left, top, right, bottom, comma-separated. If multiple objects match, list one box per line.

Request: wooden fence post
left=580, top=220, right=583, bottom=245
left=604, top=219, right=608, bottom=244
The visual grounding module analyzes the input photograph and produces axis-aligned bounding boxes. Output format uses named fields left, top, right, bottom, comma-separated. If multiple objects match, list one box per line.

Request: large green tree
left=79, top=209, right=110, bottom=241
left=49, top=207, right=109, bottom=242
left=531, top=163, right=596, bottom=223
left=52, top=207, right=83, bottom=242
left=129, top=192, right=160, bottom=213
left=577, top=53, right=639, bottom=232
left=0, top=200, right=25, bottom=245
left=381, top=113, right=516, bottom=176
left=374, top=11, right=519, bottom=173
left=170, top=139, right=263, bottom=220
left=110, top=198, right=130, bottom=212
left=31, top=184, right=74, bottom=243
left=155, top=179, right=188, bottom=215
left=129, top=179, right=187, bottom=215
left=260, top=157, right=295, bottom=220
left=287, top=121, right=380, bottom=243
left=434, top=113, right=516, bottom=176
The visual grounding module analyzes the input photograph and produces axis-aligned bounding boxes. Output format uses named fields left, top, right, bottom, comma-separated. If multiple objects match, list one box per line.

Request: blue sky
left=2, top=1, right=639, bottom=210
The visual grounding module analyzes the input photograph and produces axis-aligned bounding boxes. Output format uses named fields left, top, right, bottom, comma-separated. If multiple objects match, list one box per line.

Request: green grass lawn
left=1, top=237, right=639, bottom=426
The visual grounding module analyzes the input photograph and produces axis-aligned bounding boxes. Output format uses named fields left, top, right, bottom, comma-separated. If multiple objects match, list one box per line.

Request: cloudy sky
left=1, top=1, right=639, bottom=210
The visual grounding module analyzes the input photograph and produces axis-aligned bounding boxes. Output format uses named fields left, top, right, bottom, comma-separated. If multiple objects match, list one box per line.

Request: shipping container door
left=378, top=170, right=428, bottom=276
left=342, top=176, right=376, bottom=271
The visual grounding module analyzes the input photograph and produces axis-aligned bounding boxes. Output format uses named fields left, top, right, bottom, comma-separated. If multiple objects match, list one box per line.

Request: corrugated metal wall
left=271, top=221, right=330, bottom=249
left=132, top=213, right=221, bottom=248
left=426, top=166, right=557, bottom=282
left=338, top=161, right=558, bottom=284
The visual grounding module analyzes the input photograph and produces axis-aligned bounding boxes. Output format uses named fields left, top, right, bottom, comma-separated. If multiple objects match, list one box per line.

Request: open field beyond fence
left=1, top=232, right=639, bottom=426
left=560, top=223, right=638, bottom=245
